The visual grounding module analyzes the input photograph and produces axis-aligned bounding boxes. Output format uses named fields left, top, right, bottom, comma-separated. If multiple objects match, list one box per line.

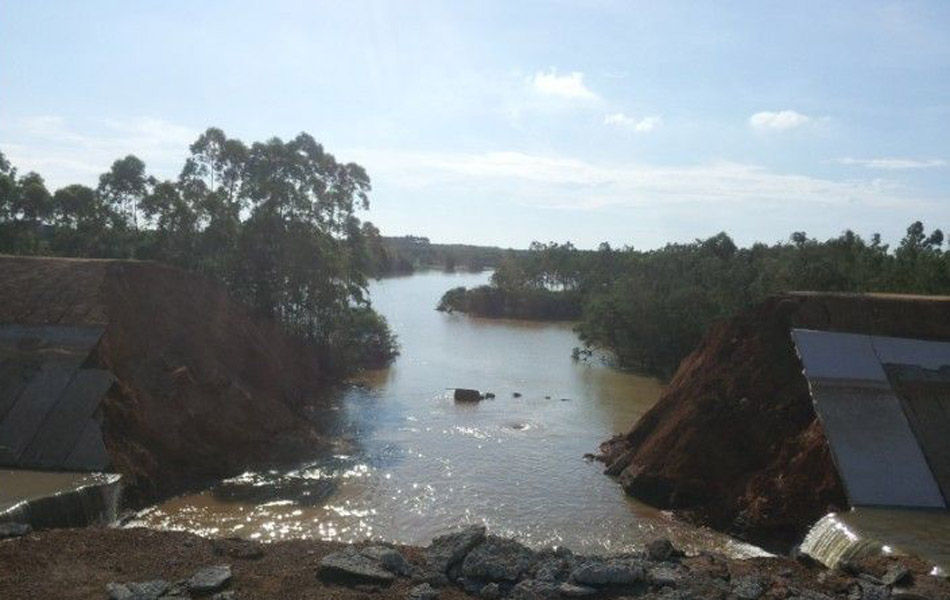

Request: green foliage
left=0, top=130, right=398, bottom=376
left=437, top=285, right=582, bottom=320
left=367, top=235, right=509, bottom=276
left=440, top=227, right=950, bottom=377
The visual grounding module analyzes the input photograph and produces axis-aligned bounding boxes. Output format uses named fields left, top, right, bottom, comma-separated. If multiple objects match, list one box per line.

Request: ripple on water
left=133, top=272, right=766, bottom=558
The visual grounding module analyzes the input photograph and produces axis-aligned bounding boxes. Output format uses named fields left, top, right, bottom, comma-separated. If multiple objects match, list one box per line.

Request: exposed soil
left=0, top=255, right=332, bottom=505
left=599, top=292, right=950, bottom=552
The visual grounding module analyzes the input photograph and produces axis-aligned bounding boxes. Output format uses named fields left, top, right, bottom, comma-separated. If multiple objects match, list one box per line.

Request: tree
left=98, top=155, right=148, bottom=229
left=52, top=184, right=99, bottom=227
left=0, top=150, right=17, bottom=222
left=15, top=172, right=52, bottom=223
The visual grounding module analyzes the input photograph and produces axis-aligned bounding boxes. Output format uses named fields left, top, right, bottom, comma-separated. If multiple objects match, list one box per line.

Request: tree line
left=0, top=129, right=398, bottom=374
left=365, top=234, right=509, bottom=276
left=439, top=226, right=950, bottom=377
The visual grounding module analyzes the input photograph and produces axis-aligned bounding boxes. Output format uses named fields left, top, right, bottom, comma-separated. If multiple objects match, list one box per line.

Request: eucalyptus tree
left=236, top=133, right=372, bottom=344
left=97, top=155, right=149, bottom=230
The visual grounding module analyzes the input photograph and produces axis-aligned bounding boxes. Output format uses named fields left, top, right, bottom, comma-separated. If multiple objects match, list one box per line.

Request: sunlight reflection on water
left=132, top=271, right=768, bottom=559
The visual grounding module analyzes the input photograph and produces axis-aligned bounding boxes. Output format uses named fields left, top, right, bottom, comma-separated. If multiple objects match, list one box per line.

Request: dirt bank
left=0, top=255, right=331, bottom=504
left=599, top=292, right=950, bottom=552
left=1, top=527, right=947, bottom=600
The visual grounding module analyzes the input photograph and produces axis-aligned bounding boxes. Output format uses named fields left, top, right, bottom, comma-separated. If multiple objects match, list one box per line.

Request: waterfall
left=0, top=472, right=122, bottom=529
left=799, top=512, right=886, bottom=569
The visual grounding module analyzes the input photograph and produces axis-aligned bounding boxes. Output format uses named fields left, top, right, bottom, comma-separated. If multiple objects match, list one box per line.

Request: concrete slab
left=791, top=330, right=889, bottom=384
left=0, top=363, right=77, bottom=462
left=0, top=324, right=111, bottom=471
left=62, top=419, right=110, bottom=471
left=793, top=329, right=948, bottom=508
left=18, top=370, right=114, bottom=468
left=808, top=380, right=945, bottom=508
left=872, top=336, right=950, bottom=372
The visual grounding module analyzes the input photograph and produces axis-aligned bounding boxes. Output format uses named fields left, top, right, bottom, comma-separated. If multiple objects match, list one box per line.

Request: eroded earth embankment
left=599, top=292, right=950, bottom=552
left=0, top=255, right=329, bottom=504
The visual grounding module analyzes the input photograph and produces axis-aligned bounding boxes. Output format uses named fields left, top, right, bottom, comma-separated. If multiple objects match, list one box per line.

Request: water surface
left=135, top=271, right=765, bottom=557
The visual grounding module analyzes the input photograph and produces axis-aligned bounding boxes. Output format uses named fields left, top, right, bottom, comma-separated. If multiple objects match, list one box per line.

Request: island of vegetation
left=438, top=229, right=950, bottom=377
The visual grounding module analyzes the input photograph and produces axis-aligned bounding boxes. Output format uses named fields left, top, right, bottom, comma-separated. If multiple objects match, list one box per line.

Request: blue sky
left=2, top=1, right=948, bottom=249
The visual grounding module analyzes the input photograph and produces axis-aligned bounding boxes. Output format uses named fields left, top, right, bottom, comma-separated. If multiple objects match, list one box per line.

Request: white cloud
left=350, top=149, right=927, bottom=211
left=530, top=69, right=598, bottom=100
left=604, top=113, right=662, bottom=132
left=0, top=116, right=198, bottom=188
left=749, top=110, right=812, bottom=132
left=837, top=157, right=947, bottom=170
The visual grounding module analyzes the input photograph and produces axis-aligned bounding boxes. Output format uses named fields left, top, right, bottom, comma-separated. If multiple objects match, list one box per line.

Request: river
left=134, top=271, right=766, bottom=557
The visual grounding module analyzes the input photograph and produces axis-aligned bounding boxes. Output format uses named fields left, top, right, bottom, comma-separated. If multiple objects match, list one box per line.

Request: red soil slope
left=0, top=255, right=329, bottom=504
left=600, top=293, right=950, bottom=552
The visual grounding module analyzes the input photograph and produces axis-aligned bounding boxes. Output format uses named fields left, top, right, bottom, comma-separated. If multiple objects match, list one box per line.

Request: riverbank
left=599, top=292, right=950, bottom=553
left=1, top=526, right=947, bottom=599
left=0, top=255, right=331, bottom=506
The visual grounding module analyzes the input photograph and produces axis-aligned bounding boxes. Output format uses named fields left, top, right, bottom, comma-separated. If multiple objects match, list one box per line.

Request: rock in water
left=454, top=388, right=482, bottom=402
left=426, top=525, right=487, bottom=573
left=0, top=523, right=31, bottom=539
left=187, top=565, right=232, bottom=594
left=320, top=547, right=397, bottom=584
left=461, top=536, right=537, bottom=582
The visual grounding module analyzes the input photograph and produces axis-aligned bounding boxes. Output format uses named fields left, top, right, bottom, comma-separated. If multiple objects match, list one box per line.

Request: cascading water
left=799, top=512, right=886, bottom=569
left=0, top=472, right=122, bottom=529
left=801, top=509, right=950, bottom=575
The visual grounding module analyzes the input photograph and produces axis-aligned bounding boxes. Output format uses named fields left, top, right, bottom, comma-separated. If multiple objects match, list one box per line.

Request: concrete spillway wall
left=792, top=329, right=950, bottom=509
left=0, top=472, right=122, bottom=530
left=0, top=324, right=113, bottom=471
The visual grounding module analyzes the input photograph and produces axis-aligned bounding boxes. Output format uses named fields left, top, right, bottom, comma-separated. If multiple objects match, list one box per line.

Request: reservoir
left=134, top=271, right=766, bottom=557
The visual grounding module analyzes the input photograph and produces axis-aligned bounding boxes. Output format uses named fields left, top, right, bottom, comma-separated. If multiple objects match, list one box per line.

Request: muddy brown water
left=134, top=271, right=767, bottom=557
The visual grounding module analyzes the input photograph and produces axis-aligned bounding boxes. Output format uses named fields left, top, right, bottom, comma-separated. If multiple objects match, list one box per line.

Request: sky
left=2, top=0, right=949, bottom=249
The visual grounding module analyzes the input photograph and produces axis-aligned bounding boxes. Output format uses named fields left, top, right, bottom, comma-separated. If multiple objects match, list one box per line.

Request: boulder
left=105, top=580, right=170, bottom=600
left=460, top=536, right=537, bottom=582
left=882, top=564, right=911, bottom=587
left=571, top=559, right=645, bottom=587
left=320, top=547, right=396, bottom=584
left=361, top=545, right=410, bottom=576
left=509, top=579, right=560, bottom=600
left=426, top=525, right=486, bottom=573
left=732, top=575, right=766, bottom=600
left=408, top=583, right=440, bottom=600
left=187, top=565, right=232, bottom=594
left=0, top=522, right=31, bottom=539
left=559, top=582, right=598, bottom=597
left=532, top=555, right=576, bottom=583
left=649, top=565, right=683, bottom=587
left=645, top=538, right=677, bottom=562
left=454, top=389, right=482, bottom=402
